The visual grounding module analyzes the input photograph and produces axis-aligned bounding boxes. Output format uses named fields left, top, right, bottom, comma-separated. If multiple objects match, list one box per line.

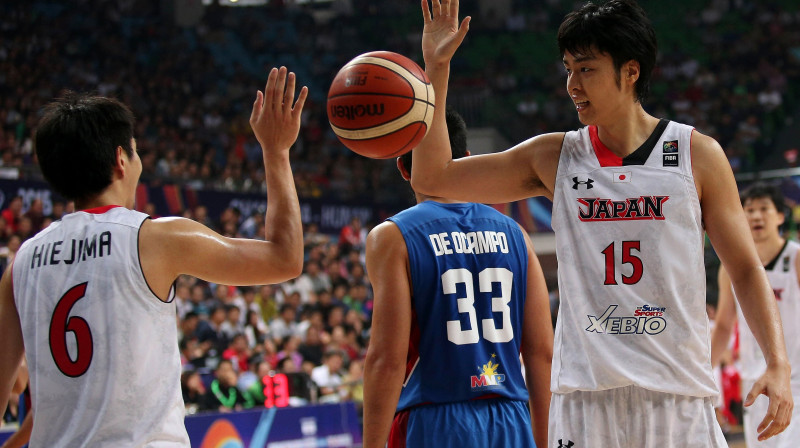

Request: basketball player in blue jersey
left=411, top=0, right=792, bottom=446
left=0, top=67, right=307, bottom=447
left=363, top=107, right=553, bottom=448
left=711, top=183, right=800, bottom=448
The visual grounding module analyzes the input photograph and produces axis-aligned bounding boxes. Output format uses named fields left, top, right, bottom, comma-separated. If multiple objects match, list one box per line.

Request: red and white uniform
left=549, top=120, right=726, bottom=447
left=13, top=206, right=189, bottom=448
left=736, top=240, right=800, bottom=447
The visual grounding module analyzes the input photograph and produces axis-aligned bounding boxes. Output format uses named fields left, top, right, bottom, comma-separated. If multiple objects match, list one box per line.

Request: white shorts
left=549, top=385, right=728, bottom=448
left=741, top=383, right=800, bottom=448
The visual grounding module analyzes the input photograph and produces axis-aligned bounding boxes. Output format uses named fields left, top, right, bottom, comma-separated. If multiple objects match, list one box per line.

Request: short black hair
left=35, top=92, right=135, bottom=202
left=399, top=105, right=468, bottom=176
left=740, top=183, right=786, bottom=213
left=557, top=0, right=657, bottom=103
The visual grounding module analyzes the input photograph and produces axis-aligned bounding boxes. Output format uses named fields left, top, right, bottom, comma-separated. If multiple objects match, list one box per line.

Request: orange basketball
left=327, top=51, right=435, bottom=159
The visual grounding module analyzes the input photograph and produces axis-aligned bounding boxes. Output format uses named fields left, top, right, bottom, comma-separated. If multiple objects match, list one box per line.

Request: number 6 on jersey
left=49, top=282, right=93, bottom=377
left=444, top=267, right=514, bottom=345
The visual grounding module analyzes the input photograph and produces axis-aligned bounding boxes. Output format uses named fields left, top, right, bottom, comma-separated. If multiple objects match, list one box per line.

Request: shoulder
left=366, top=221, right=405, bottom=252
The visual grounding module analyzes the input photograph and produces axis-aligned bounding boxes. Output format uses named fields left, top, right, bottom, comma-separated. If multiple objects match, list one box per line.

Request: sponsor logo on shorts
left=470, top=354, right=506, bottom=391
left=586, top=304, right=668, bottom=335
left=557, top=439, right=575, bottom=448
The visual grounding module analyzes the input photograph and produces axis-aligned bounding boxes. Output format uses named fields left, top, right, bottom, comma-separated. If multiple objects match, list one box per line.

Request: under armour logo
left=572, top=177, right=594, bottom=189
left=558, top=440, right=575, bottom=448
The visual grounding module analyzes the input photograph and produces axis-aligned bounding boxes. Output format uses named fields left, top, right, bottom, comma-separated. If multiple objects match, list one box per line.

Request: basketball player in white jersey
left=0, top=66, right=308, bottom=447
left=412, top=0, right=793, bottom=446
left=711, top=183, right=800, bottom=447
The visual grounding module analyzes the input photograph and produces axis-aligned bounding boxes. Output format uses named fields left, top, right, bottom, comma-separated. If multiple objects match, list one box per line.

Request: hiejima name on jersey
left=551, top=119, right=718, bottom=397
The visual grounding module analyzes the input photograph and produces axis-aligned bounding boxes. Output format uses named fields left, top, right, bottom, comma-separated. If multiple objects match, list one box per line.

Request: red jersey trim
left=80, top=205, right=122, bottom=215
left=589, top=126, right=623, bottom=167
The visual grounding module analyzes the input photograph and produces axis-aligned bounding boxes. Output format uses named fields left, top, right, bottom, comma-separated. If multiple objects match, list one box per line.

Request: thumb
left=744, top=384, right=761, bottom=407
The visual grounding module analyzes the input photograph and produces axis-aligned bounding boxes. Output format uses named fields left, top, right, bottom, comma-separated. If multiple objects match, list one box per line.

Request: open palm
left=421, top=0, right=471, bottom=67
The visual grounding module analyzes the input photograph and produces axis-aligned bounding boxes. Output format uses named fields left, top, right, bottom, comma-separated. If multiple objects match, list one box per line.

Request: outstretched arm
left=362, top=222, right=412, bottom=448
left=518, top=225, right=553, bottom=448
left=140, top=67, right=308, bottom=298
left=412, top=0, right=560, bottom=203
left=694, top=131, right=793, bottom=441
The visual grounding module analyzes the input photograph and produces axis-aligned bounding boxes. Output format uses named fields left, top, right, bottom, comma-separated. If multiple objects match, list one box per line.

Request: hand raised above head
left=421, top=0, right=471, bottom=68
left=250, top=66, right=309, bottom=155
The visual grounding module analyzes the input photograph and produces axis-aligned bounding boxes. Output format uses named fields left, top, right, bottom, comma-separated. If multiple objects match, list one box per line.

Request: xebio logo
left=329, top=104, right=385, bottom=120
left=586, top=305, right=667, bottom=335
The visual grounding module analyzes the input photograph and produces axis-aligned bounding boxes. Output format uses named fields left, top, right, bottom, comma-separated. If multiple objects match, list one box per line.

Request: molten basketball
left=327, top=51, right=435, bottom=159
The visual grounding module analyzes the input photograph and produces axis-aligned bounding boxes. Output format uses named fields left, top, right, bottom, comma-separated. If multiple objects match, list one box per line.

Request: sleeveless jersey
left=551, top=119, right=718, bottom=397
left=13, top=206, right=189, bottom=447
left=736, top=240, right=800, bottom=395
left=388, top=201, right=531, bottom=410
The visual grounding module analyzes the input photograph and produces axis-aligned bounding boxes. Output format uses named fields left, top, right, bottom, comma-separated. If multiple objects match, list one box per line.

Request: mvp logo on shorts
left=586, top=304, right=667, bottom=335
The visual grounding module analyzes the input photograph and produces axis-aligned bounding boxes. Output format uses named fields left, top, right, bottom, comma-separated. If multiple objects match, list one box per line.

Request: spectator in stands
left=22, top=199, right=44, bottom=234
left=277, top=335, right=304, bottom=371
left=0, top=196, right=22, bottom=236
left=203, top=360, right=252, bottom=412
left=338, top=216, right=364, bottom=254
left=256, top=284, right=280, bottom=324
left=311, top=349, right=346, bottom=403
left=221, top=304, right=244, bottom=340
left=270, top=303, right=300, bottom=343
left=181, top=371, right=206, bottom=415
left=196, top=305, right=229, bottom=358
left=244, top=309, right=268, bottom=348
left=298, top=326, right=325, bottom=367
left=222, top=334, right=251, bottom=373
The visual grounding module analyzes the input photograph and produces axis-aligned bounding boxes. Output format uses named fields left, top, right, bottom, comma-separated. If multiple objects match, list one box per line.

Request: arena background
left=2, top=0, right=800, bottom=446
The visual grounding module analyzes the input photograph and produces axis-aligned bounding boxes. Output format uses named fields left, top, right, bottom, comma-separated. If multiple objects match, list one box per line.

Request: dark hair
left=740, top=183, right=786, bottom=213
left=399, top=105, right=468, bottom=176
left=35, top=92, right=135, bottom=202
left=557, top=0, right=657, bottom=103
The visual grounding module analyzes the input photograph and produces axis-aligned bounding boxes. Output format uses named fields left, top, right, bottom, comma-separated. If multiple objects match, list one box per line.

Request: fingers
left=755, top=392, right=793, bottom=441
left=264, top=67, right=279, bottom=111
left=283, top=72, right=296, bottom=113
left=431, top=0, right=441, bottom=19
left=744, top=382, right=761, bottom=407
left=273, top=67, right=288, bottom=111
left=421, top=0, right=431, bottom=23
left=250, top=90, right=263, bottom=124
left=457, top=16, right=471, bottom=42
left=292, top=86, right=309, bottom=122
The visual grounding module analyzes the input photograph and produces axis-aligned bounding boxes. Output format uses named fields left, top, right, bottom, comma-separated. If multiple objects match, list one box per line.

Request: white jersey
left=736, top=240, right=800, bottom=395
left=551, top=119, right=717, bottom=397
left=13, top=206, right=189, bottom=447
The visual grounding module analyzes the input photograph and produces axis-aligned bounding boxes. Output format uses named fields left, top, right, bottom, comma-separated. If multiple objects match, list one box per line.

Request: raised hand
left=421, top=0, right=471, bottom=67
left=250, top=66, right=309, bottom=155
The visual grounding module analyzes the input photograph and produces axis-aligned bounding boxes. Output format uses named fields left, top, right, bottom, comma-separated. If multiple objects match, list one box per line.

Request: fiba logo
left=329, top=103, right=385, bottom=120
left=344, top=75, right=366, bottom=87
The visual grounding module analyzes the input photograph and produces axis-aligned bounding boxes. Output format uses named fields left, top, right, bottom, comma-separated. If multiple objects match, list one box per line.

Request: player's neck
left=755, top=234, right=786, bottom=266
left=415, top=192, right=464, bottom=204
left=595, top=106, right=660, bottom=158
left=75, top=184, right=132, bottom=211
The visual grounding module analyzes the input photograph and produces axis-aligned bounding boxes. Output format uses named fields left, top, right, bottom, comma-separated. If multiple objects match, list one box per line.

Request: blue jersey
left=388, top=201, right=530, bottom=411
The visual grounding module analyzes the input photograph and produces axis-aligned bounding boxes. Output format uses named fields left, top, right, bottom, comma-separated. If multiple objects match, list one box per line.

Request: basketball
left=327, top=51, right=435, bottom=159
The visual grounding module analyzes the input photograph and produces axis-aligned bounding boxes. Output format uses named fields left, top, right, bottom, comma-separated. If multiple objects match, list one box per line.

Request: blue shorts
left=389, top=398, right=535, bottom=448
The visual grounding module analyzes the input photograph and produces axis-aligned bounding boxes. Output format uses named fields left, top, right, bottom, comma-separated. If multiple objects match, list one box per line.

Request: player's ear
left=624, top=60, right=640, bottom=85
left=396, top=157, right=411, bottom=181
left=113, top=146, right=127, bottom=179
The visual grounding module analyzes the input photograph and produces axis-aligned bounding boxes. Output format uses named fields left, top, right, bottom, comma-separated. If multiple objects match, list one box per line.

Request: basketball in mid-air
left=327, top=51, right=435, bottom=159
